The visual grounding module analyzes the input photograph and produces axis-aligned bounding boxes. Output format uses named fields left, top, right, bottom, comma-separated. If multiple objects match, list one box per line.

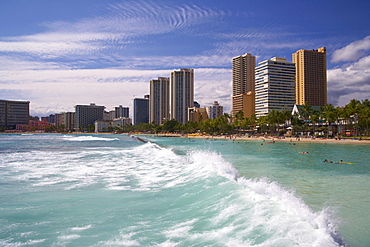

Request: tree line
left=114, top=99, right=370, bottom=137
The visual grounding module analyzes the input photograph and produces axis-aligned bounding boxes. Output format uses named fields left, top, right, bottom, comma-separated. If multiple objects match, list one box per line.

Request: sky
left=0, top=0, right=369, bottom=117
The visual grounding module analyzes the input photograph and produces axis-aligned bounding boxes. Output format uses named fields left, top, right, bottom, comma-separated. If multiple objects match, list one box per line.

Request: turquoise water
left=0, top=134, right=369, bottom=246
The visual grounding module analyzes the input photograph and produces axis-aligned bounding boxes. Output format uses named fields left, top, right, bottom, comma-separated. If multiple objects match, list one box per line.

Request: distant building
left=188, top=107, right=208, bottom=123
left=133, top=95, right=149, bottom=125
left=232, top=53, right=256, bottom=118
left=194, top=101, right=200, bottom=108
left=55, top=113, right=63, bottom=127
left=206, top=101, right=223, bottom=119
left=292, top=47, right=327, bottom=106
left=16, top=120, right=53, bottom=132
left=170, top=68, right=194, bottom=124
left=60, top=112, right=75, bottom=131
left=0, top=99, right=30, bottom=129
left=150, top=77, right=170, bottom=125
left=48, top=114, right=57, bottom=124
left=232, top=92, right=255, bottom=118
left=94, top=120, right=111, bottom=133
left=113, top=117, right=132, bottom=128
left=104, top=110, right=115, bottom=120
left=94, top=117, right=132, bottom=133
left=115, top=105, right=129, bottom=118
left=75, top=103, right=105, bottom=131
left=255, top=57, right=296, bottom=117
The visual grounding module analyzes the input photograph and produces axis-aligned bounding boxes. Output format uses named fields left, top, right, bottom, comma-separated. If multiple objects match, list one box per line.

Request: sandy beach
left=145, top=133, right=370, bottom=145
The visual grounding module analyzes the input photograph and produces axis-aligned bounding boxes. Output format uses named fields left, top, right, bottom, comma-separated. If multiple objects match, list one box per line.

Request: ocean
left=0, top=133, right=369, bottom=246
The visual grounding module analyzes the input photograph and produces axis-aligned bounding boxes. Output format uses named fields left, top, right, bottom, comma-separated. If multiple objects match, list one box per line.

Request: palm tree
left=267, top=110, right=282, bottom=134
left=344, top=99, right=361, bottom=136
left=320, top=104, right=337, bottom=138
left=359, top=99, right=370, bottom=136
left=300, top=102, right=313, bottom=120
left=299, top=102, right=314, bottom=135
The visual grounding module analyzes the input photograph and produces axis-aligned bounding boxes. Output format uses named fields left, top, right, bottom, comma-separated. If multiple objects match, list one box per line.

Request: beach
left=145, top=133, right=370, bottom=145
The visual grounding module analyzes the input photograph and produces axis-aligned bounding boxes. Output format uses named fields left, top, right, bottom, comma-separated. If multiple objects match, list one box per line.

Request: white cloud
left=331, top=35, right=370, bottom=63
left=328, top=55, right=370, bottom=106
left=0, top=67, right=232, bottom=116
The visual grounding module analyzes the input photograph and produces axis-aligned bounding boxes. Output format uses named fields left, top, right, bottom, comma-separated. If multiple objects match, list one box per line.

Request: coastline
left=2, top=131, right=370, bottom=145
left=140, top=133, right=370, bottom=145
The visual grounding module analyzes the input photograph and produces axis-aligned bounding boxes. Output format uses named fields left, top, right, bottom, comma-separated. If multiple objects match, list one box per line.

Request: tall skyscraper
left=149, top=77, right=170, bottom=125
left=232, top=53, right=256, bottom=118
left=170, top=68, right=194, bottom=124
left=255, top=57, right=296, bottom=117
left=133, top=95, right=149, bottom=125
left=292, top=47, right=327, bottom=106
left=74, top=103, right=105, bottom=131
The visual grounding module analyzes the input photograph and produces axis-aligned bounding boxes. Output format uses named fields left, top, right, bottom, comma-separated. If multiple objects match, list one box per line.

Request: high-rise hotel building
left=133, top=95, right=149, bottom=125
left=74, top=103, right=105, bottom=131
left=232, top=53, right=256, bottom=118
left=150, top=77, right=170, bottom=125
left=255, top=57, right=296, bottom=117
left=292, top=47, right=327, bottom=106
left=170, top=69, right=194, bottom=124
left=0, top=99, right=30, bottom=128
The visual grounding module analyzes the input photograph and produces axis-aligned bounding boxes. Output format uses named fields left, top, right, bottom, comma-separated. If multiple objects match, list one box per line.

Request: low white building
left=94, top=120, right=111, bottom=133
left=113, top=117, right=132, bottom=128
left=206, top=101, right=223, bottom=119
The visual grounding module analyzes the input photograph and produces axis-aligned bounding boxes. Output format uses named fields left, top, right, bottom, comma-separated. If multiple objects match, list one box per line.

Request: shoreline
left=2, top=131, right=370, bottom=145
left=139, top=133, right=370, bottom=145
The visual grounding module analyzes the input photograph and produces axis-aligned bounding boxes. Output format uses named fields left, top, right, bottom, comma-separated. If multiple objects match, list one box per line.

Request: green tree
left=358, top=99, right=370, bottom=136
left=343, top=99, right=362, bottom=136
left=162, top=119, right=181, bottom=133
left=320, top=104, right=337, bottom=137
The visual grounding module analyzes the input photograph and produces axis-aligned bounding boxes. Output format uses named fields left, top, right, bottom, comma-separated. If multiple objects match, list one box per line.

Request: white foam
left=165, top=149, right=344, bottom=246
left=99, top=232, right=141, bottom=246
left=58, top=234, right=81, bottom=240
left=1, top=137, right=344, bottom=246
left=71, top=224, right=92, bottom=231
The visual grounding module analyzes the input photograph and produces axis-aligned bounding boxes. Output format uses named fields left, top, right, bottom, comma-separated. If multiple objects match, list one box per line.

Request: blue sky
left=1, top=0, right=369, bottom=117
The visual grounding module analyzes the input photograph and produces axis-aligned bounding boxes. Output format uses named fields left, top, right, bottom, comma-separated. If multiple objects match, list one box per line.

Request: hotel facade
left=170, top=69, right=194, bottom=124
left=149, top=77, right=170, bottom=125
left=133, top=95, right=149, bottom=125
left=74, top=103, right=105, bottom=131
left=0, top=99, right=30, bottom=128
left=232, top=53, right=256, bottom=118
left=292, top=47, right=327, bottom=106
left=255, top=57, right=296, bottom=117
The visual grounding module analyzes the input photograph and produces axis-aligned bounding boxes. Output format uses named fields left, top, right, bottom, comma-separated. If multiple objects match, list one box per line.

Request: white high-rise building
left=150, top=77, right=170, bottom=125
left=255, top=57, right=296, bottom=117
left=206, top=101, right=223, bottom=119
left=170, top=69, right=194, bottom=124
